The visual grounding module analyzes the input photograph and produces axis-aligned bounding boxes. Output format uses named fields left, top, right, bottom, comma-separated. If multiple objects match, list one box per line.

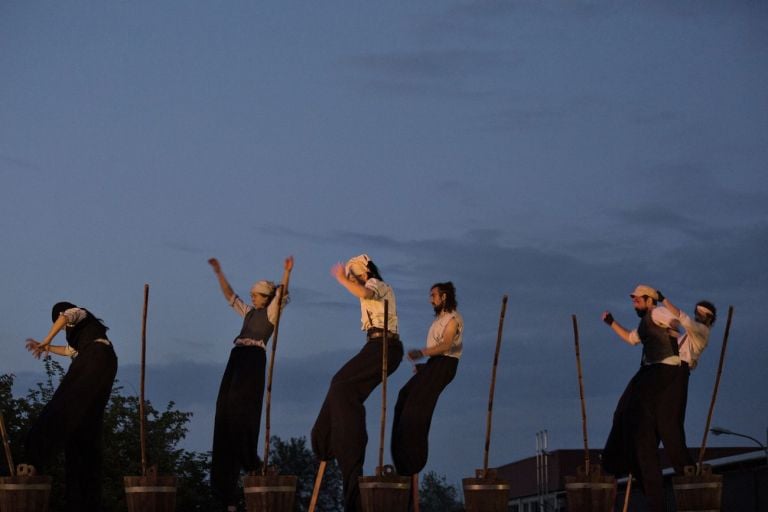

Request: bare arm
left=208, top=258, right=236, bottom=303
left=331, top=263, right=374, bottom=300
left=602, top=311, right=639, bottom=346
left=25, top=314, right=70, bottom=359
left=409, top=317, right=459, bottom=361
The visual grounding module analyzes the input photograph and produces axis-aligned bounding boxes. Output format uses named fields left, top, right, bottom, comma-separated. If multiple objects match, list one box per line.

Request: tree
left=0, top=360, right=217, bottom=511
left=419, top=470, right=464, bottom=512
left=268, top=435, right=343, bottom=512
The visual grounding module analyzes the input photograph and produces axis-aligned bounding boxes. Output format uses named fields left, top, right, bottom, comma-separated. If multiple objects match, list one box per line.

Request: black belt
left=367, top=328, right=399, bottom=341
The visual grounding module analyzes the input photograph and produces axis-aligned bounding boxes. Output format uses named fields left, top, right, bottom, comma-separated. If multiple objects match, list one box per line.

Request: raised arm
left=208, top=258, right=236, bottom=303
left=331, top=263, right=374, bottom=300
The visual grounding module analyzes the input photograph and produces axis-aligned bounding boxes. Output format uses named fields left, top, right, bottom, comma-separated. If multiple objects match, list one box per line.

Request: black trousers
left=211, top=346, right=266, bottom=506
left=25, top=343, right=117, bottom=512
left=602, top=363, right=681, bottom=512
left=391, top=356, right=458, bottom=476
left=311, top=338, right=403, bottom=512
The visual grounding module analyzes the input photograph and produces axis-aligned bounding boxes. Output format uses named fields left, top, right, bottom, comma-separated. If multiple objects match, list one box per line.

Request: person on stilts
left=391, top=281, right=462, bottom=510
left=208, top=256, right=293, bottom=512
left=311, top=254, right=404, bottom=512
left=24, top=302, right=118, bottom=512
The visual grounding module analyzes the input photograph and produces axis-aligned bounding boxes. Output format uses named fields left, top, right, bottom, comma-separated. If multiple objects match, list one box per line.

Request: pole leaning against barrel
left=563, top=315, right=616, bottom=512
left=0, top=413, right=14, bottom=477
left=123, top=284, right=177, bottom=512
left=261, top=259, right=294, bottom=474
left=483, top=294, right=508, bottom=476
left=140, top=284, right=149, bottom=477
left=672, top=306, right=734, bottom=512
left=462, top=295, right=510, bottom=512
left=358, top=300, right=411, bottom=512
left=696, top=305, right=734, bottom=469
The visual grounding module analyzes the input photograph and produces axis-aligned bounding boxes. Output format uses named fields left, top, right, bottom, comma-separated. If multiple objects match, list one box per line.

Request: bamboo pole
left=308, top=460, right=327, bottom=512
left=377, top=300, right=389, bottom=473
left=262, top=258, right=294, bottom=474
left=696, top=305, right=734, bottom=471
left=140, top=284, right=149, bottom=476
left=571, top=315, right=591, bottom=475
left=622, top=474, right=632, bottom=512
left=482, top=295, right=509, bottom=476
left=0, top=412, right=14, bottom=476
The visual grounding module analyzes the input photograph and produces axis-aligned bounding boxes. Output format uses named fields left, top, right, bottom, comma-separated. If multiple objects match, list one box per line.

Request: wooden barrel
left=243, top=474, right=297, bottom=512
left=462, top=470, right=510, bottom=512
left=358, top=471, right=410, bottom=512
left=564, top=466, right=616, bottom=512
left=0, top=475, right=52, bottom=512
left=672, top=465, right=722, bottom=512
left=123, top=472, right=177, bottom=512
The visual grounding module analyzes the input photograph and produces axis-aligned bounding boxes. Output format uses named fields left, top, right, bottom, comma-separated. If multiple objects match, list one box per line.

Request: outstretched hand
left=25, top=338, right=46, bottom=359
left=208, top=258, right=221, bottom=273
left=330, top=262, right=346, bottom=282
left=407, top=349, right=424, bottom=362
left=284, top=256, right=294, bottom=272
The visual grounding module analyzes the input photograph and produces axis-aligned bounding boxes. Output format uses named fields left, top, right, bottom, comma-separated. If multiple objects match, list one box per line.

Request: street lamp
left=710, top=426, right=768, bottom=466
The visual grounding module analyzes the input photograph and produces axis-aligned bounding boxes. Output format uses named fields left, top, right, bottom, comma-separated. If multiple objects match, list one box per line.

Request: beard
left=433, top=304, right=444, bottom=316
left=634, top=307, right=648, bottom=318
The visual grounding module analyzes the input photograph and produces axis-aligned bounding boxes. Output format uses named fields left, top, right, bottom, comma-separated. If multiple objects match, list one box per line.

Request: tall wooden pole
left=482, top=295, right=508, bottom=476
left=0, top=412, right=15, bottom=476
left=377, top=300, right=389, bottom=473
left=307, top=460, right=327, bottom=512
left=262, top=260, right=293, bottom=474
left=697, top=306, right=734, bottom=470
left=140, top=284, right=149, bottom=476
left=571, top=315, right=591, bottom=475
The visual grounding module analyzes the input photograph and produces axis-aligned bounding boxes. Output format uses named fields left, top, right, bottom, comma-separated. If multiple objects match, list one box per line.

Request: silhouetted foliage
left=419, top=470, right=464, bottom=512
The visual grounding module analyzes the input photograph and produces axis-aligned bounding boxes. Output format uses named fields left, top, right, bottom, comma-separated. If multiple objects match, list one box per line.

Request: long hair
left=431, top=282, right=457, bottom=313
left=51, top=302, right=109, bottom=331
left=367, top=260, right=383, bottom=281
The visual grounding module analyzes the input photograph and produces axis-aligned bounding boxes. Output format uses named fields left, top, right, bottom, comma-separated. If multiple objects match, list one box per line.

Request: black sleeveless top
left=66, top=311, right=109, bottom=352
left=637, top=309, right=678, bottom=364
left=235, top=308, right=274, bottom=344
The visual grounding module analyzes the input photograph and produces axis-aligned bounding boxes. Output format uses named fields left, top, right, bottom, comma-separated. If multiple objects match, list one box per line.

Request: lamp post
left=710, top=426, right=768, bottom=466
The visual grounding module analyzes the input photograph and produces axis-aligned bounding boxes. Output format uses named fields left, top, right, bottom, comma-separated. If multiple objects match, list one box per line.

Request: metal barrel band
left=673, top=483, right=721, bottom=490
left=464, top=484, right=510, bottom=491
left=243, top=486, right=296, bottom=493
left=0, top=484, right=51, bottom=491
left=565, top=483, right=616, bottom=490
left=358, top=482, right=410, bottom=490
left=124, top=486, right=177, bottom=493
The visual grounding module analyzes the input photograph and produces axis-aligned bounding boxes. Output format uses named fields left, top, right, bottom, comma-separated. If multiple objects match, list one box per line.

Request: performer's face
left=430, top=287, right=445, bottom=313
left=250, top=292, right=270, bottom=309
left=631, top=295, right=652, bottom=317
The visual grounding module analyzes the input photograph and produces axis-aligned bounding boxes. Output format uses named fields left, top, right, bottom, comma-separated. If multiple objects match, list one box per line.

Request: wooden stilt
left=308, top=460, right=326, bottom=512
left=622, top=474, right=632, bottom=512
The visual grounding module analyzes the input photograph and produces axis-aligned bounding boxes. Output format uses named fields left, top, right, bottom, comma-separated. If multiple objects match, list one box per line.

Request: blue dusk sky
left=1, top=1, right=767, bottom=487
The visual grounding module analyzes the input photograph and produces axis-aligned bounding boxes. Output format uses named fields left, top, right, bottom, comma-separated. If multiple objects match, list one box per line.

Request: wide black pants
left=211, top=346, right=266, bottom=506
left=603, top=363, right=680, bottom=512
left=311, top=338, right=403, bottom=512
left=25, top=343, right=117, bottom=512
left=391, top=355, right=458, bottom=476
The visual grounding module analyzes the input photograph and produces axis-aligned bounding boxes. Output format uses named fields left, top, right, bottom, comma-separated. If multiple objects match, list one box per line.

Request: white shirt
left=427, top=310, right=463, bottom=359
left=676, top=310, right=711, bottom=369
left=359, top=278, right=398, bottom=333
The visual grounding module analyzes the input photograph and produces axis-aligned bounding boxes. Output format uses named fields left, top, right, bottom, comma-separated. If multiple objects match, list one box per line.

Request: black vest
left=65, top=312, right=109, bottom=352
left=235, top=308, right=274, bottom=343
left=637, top=308, right=678, bottom=364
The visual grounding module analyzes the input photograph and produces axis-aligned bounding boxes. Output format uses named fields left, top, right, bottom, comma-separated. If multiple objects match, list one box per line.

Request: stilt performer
left=24, top=302, right=118, bottom=512
left=208, top=256, right=293, bottom=512
left=311, top=254, right=404, bottom=511
left=391, top=282, right=462, bottom=477
left=601, top=285, right=682, bottom=512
